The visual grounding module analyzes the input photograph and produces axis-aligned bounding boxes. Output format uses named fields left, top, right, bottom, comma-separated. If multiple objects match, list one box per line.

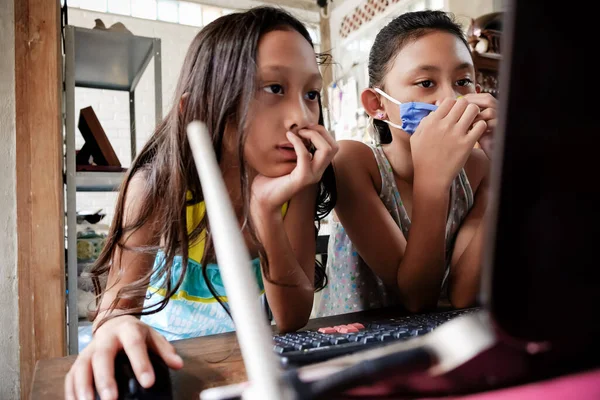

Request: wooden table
left=31, top=306, right=430, bottom=399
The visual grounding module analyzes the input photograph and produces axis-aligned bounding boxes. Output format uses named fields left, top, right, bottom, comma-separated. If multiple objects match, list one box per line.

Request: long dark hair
left=90, top=6, right=336, bottom=325
left=369, top=10, right=469, bottom=144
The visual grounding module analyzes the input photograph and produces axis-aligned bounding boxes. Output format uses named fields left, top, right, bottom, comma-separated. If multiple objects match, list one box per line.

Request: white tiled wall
left=70, top=7, right=201, bottom=225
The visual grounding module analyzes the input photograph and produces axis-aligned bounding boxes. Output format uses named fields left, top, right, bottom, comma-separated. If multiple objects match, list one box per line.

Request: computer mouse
left=95, top=350, right=173, bottom=400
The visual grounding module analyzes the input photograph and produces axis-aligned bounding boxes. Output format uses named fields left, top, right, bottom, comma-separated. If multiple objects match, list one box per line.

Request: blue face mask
left=374, top=88, right=438, bottom=135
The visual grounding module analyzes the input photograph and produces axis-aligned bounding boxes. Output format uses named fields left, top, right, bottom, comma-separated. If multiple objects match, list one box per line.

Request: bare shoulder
left=121, top=169, right=156, bottom=224
left=336, top=139, right=376, bottom=163
left=334, top=140, right=381, bottom=192
left=123, top=170, right=150, bottom=205
left=464, top=148, right=491, bottom=194
left=127, top=169, right=149, bottom=193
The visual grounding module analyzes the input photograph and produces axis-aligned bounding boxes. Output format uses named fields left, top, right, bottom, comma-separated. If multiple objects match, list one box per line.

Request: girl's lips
left=276, top=146, right=297, bottom=161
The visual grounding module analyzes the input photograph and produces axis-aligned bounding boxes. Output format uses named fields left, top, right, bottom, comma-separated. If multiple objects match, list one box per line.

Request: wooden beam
left=14, top=0, right=65, bottom=398
left=319, top=13, right=334, bottom=132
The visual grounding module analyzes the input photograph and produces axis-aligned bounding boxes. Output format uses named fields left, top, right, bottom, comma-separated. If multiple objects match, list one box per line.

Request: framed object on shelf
left=76, top=106, right=124, bottom=171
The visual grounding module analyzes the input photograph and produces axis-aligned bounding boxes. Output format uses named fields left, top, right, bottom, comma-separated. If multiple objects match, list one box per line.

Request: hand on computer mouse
left=64, top=315, right=184, bottom=400
left=105, top=350, right=173, bottom=400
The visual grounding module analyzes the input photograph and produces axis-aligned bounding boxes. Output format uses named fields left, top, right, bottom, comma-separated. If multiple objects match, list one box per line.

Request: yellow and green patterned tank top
left=140, top=198, right=288, bottom=340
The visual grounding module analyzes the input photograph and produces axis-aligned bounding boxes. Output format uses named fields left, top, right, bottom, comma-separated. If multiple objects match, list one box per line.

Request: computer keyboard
left=272, top=307, right=481, bottom=367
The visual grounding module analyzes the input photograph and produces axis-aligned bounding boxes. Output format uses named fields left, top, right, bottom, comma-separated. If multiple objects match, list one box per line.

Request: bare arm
left=333, top=140, right=449, bottom=312
left=448, top=154, right=491, bottom=308
left=253, top=185, right=318, bottom=332
left=93, top=173, right=160, bottom=329
left=335, top=99, right=486, bottom=311
left=250, top=124, right=337, bottom=332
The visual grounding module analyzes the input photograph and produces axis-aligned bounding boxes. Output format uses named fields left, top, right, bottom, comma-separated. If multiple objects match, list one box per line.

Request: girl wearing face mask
left=66, top=7, right=338, bottom=400
left=316, top=10, right=496, bottom=318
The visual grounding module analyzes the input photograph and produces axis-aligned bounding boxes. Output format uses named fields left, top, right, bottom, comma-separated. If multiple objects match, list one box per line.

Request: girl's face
left=243, top=29, right=322, bottom=178
left=380, top=31, right=477, bottom=126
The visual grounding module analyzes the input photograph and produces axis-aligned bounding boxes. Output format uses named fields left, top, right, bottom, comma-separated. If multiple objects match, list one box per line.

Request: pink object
left=318, top=327, right=337, bottom=334
left=338, top=326, right=359, bottom=334
left=349, top=323, right=365, bottom=330
left=419, top=368, right=600, bottom=400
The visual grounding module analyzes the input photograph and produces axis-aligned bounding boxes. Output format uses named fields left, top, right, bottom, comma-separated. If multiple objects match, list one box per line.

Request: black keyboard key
left=393, top=330, right=413, bottom=340
left=330, top=337, right=349, bottom=345
left=378, top=334, right=394, bottom=342
left=280, top=342, right=384, bottom=367
left=273, top=307, right=482, bottom=366
left=362, top=336, right=377, bottom=344
left=273, top=345, right=295, bottom=354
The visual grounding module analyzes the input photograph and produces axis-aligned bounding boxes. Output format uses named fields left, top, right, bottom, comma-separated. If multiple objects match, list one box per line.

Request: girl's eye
left=264, top=84, right=284, bottom=95
left=416, top=80, right=434, bottom=88
left=305, top=91, right=320, bottom=101
left=457, top=78, right=474, bottom=87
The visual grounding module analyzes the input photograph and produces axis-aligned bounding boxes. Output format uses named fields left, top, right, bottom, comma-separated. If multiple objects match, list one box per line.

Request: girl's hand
left=64, top=315, right=183, bottom=400
left=462, top=93, right=497, bottom=159
left=410, top=98, right=487, bottom=189
left=251, top=124, right=338, bottom=213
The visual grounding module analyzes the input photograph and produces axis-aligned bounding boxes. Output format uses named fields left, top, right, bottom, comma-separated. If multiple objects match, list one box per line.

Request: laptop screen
left=482, top=0, right=600, bottom=343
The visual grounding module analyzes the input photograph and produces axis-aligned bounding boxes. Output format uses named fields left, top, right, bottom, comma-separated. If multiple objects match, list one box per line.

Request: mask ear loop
left=373, top=88, right=404, bottom=130
left=374, top=87, right=403, bottom=105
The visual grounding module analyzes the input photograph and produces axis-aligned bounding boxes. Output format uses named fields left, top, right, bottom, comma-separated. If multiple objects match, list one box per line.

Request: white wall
left=70, top=8, right=202, bottom=225
left=0, top=0, right=20, bottom=397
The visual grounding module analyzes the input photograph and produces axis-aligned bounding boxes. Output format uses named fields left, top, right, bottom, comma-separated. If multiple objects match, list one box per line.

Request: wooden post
left=319, top=11, right=334, bottom=133
left=14, top=0, right=66, bottom=397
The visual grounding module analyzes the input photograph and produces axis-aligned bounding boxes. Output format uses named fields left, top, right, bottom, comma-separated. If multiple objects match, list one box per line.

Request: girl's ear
left=475, top=83, right=482, bottom=94
left=179, top=92, right=191, bottom=114
left=361, top=88, right=387, bottom=120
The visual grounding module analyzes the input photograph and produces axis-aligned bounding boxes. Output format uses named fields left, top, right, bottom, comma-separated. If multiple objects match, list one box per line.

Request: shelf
left=473, top=51, right=501, bottom=72
left=72, top=26, right=157, bottom=91
left=75, top=171, right=125, bottom=192
left=64, top=25, right=162, bottom=355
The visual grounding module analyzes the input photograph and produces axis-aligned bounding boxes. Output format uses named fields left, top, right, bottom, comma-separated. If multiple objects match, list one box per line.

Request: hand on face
left=410, top=98, right=487, bottom=188
left=462, top=92, right=497, bottom=159
left=251, top=124, right=338, bottom=213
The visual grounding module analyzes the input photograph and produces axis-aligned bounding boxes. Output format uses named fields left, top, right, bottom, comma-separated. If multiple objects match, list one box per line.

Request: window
left=157, top=0, right=178, bottom=23
left=64, top=0, right=82, bottom=7
left=131, top=0, right=158, bottom=20
left=410, top=1, right=426, bottom=12
left=307, top=26, right=321, bottom=46
left=107, top=0, right=131, bottom=16
left=79, top=0, right=107, bottom=12
left=202, top=6, right=222, bottom=26
left=178, top=2, right=203, bottom=27
left=69, top=0, right=237, bottom=27
left=428, top=0, right=445, bottom=10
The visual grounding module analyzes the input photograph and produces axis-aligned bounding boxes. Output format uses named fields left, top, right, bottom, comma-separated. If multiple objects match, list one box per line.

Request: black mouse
left=95, top=350, right=173, bottom=400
